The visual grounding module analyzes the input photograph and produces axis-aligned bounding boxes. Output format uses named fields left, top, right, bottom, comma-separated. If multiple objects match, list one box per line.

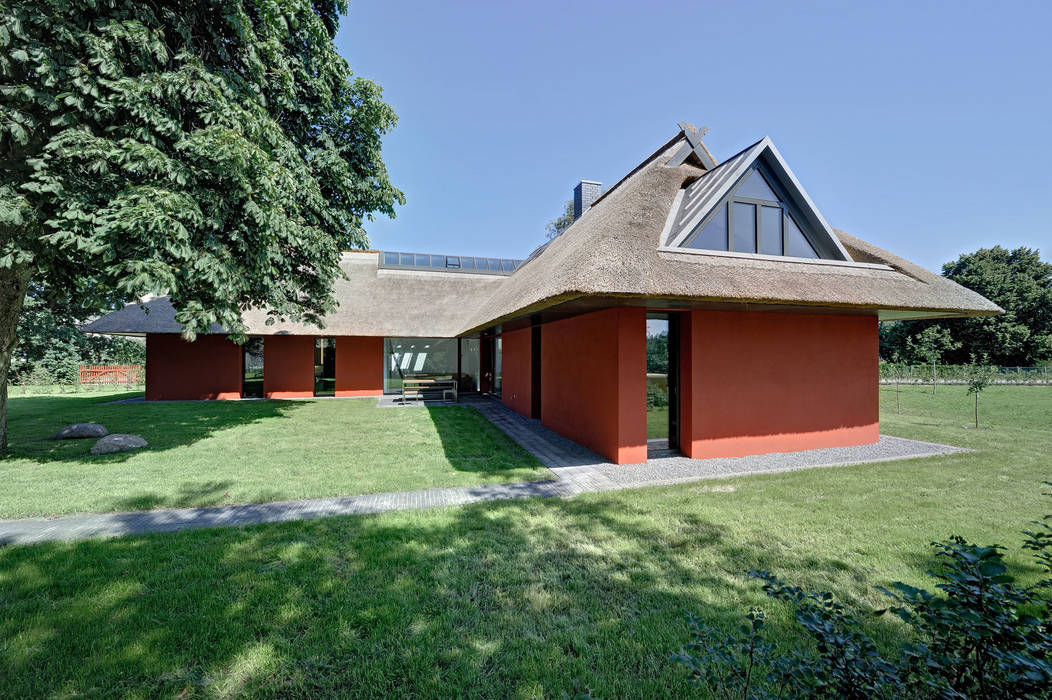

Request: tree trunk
left=0, top=263, right=31, bottom=452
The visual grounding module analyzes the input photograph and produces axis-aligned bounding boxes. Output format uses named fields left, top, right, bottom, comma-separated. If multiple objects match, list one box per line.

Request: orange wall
left=501, top=327, right=533, bottom=417
left=334, top=336, right=383, bottom=397
left=145, top=334, right=242, bottom=400
left=263, top=335, right=315, bottom=398
left=680, top=309, right=878, bottom=458
left=540, top=308, right=647, bottom=464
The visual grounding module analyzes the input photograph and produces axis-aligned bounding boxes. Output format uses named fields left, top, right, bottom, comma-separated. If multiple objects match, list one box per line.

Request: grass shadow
left=424, top=404, right=547, bottom=476
left=0, top=492, right=918, bottom=698
left=4, top=393, right=308, bottom=464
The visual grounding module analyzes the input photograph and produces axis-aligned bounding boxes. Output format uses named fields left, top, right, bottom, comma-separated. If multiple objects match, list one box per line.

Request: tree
left=942, top=246, right=1052, bottom=365
left=646, top=331, right=669, bottom=374
left=966, top=357, right=991, bottom=429
left=880, top=247, right=1052, bottom=366
left=906, top=326, right=960, bottom=395
left=0, top=0, right=403, bottom=450
left=13, top=281, right=145, bottom=383
left=545, top=199, right=574, bottom=239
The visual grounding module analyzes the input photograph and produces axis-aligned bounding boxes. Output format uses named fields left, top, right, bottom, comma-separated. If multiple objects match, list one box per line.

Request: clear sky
left=337, top=1, right=1051, bottom=272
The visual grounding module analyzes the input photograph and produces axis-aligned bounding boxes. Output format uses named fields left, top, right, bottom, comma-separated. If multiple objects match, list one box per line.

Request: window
left=242, top=337, right=264, bottom=398
left=314, top=337, right=335, bottom=397
left=679, top=164, right=825, bottom=259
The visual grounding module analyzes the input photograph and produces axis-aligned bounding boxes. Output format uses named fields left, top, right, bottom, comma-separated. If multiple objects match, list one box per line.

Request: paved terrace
left=0, top=397, right=968, bottom=546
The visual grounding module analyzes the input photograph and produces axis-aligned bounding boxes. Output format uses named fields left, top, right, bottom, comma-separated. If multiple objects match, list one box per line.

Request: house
left=83, top=124, right=1001, bottom=464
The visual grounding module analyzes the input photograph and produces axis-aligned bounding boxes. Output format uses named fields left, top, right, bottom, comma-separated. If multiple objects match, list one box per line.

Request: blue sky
left=337, top=1, right=1051, bottom=272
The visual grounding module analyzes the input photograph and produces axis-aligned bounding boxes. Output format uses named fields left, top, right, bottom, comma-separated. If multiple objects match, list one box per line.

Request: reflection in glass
left=242, top=336, right=264, bottom=398
left=760, top=206, right=783, bottom=255
left=735, top=169, right=781, bottom=201
left=383, top=338, right=480, bottom=393
left=733, top=202, right=757, bottom=253
left=786, top=214, right=819, bottom=258
left=314, top=337, right=335, bottom=397
left=686, top=205, right=728, bottom=250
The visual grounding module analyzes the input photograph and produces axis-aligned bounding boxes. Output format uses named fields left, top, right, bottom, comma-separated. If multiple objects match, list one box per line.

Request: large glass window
left=314, top=337, right=335, bottom=397
left=242, top=336, right=264, bottom=398
left=384, top=338, right=480, bottom=393
left=679, top=164, right=827, bottom=259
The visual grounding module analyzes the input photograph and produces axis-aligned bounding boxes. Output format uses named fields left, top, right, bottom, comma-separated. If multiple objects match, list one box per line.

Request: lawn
left=0, top=394, right=545, bottom=518
left=646, top=405, right=669, bottom=439
left=0, top=385, right=1049, bottom=698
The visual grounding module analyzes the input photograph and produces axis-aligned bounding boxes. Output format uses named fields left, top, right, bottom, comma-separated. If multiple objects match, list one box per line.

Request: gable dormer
left=663, top=137, right=852, bottom=262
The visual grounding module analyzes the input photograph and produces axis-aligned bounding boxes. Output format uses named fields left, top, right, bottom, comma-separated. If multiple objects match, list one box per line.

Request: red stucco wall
left=501, top=327, right=533, bottom=418
left=540, top=308, right=647, bottom=464
left=145, top=334, right=242, bottom=400
left=263, top=335, right=315, bottom=398
left=334, top=336, right=383, bottom=397
left=680, top=309, right=879, bottom=458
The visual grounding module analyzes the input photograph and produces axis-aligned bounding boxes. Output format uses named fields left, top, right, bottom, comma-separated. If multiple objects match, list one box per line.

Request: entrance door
left=314, top=337, right=335, bottom=397
left=242, top=336, right=264, bottom=398
left=646, top=312, right=681, bottom=453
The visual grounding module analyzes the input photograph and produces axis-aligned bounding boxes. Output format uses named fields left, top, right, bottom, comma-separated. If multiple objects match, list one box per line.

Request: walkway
left=0, top=398, right=967, bottom=546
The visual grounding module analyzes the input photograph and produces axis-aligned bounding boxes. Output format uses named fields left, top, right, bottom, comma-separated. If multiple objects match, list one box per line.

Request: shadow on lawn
left=0, top=495, right=912, bottom=698
left=4, top=393, right=307, bottom=464
left=424, top=404, right=548, bottom=475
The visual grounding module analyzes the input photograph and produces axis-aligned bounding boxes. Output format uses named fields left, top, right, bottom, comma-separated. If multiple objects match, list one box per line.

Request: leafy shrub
left=675, top=485, right=1052, bottom=699
left=647, top=383, right=669, bottom=408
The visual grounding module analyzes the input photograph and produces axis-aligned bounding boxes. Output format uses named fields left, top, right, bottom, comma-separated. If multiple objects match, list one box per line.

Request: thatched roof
left=82, top=252, right=505, bottom=337
left=460, top=130, right=1001, bottom=333
left=84, top=126, right=1000, bottom=338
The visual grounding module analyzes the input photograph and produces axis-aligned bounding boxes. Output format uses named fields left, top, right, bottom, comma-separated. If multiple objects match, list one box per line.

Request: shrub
left=675, top=485, right=1052, bottom=699
left=647, top=383, right=669, bottom=408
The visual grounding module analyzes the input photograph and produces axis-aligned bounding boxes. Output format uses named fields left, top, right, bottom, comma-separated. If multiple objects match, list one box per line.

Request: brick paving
left=0, top=397, right=967, bottom=546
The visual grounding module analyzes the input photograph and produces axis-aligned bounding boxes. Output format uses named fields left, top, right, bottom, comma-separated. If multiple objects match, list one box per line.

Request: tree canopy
left=0, top=0, right=403, bottom=448
left=545, top=199, right=574, bottom=240
left=881, top=246, right=1052, bottom=366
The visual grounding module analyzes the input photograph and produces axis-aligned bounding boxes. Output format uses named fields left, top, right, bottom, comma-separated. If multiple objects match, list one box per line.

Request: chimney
left=573, top=180, right=602, bottom=221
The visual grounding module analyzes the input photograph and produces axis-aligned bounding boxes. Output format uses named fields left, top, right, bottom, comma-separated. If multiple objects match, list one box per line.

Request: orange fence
left=79, top=365, right=143, bottom=385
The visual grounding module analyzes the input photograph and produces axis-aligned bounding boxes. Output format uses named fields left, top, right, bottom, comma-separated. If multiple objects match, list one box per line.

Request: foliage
left=0, top=386, right=1047, bottom=697
left=646, top=382, right=668, bottom=408
left=11, top=282, right=144, bottom=383
left=907, top=326, right=960, bottom=394
left=647, top=331, right=669, bottom=374
left=0, top=0, right=403, bottom=447
left=881, top=246, right=1052, bottom=366
left=965, top=358, right=992, bottom=428
left=676, top=489, right=1052, bottom=700
left=546, top=199, right=575, bottom=239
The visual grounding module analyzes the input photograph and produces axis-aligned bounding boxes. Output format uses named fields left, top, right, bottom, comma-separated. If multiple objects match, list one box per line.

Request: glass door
left=242, top=337, right=264, bottom=398
left=314, top=337, right=335, bottom=397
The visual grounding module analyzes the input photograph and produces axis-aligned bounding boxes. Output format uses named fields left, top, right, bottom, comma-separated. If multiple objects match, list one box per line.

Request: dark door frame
left=530, top=325, right=542, bottom=418
left=666, top=312, right=682, bottom=450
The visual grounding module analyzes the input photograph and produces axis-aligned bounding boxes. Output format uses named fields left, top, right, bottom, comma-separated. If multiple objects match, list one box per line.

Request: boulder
left=90, top=433, right=148, bottom=455
left=53, top=423, right=109, bottom=440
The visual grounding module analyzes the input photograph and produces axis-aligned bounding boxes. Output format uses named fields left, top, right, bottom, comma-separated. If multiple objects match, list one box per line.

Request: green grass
left=0, top=385, right=1049, bottom=698
left=0, top=394, right=545, bottom=518
left=646, top=405, right=669, bottom=438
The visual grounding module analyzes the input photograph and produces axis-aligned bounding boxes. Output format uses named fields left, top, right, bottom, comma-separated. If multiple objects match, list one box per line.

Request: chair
left=442, top=385, right=457, bottom=403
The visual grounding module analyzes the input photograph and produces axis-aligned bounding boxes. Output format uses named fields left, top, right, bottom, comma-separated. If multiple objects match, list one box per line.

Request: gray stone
left=52, top=423, right=109, bottom=440
left=90, top=433, right=148, bottom=455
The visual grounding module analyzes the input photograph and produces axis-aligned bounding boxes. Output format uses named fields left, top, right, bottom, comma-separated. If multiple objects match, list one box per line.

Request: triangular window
left=678, top=164, right=828, bottom=259
left=684, top=204, right=727, bottom=251
left=735, top=170, right=780, bottom=202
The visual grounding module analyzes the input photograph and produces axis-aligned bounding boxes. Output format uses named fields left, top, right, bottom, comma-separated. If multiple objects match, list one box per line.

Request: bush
left=675, top=484, right=1052, bottom=699
left=647, top=383, right=669, bottom=408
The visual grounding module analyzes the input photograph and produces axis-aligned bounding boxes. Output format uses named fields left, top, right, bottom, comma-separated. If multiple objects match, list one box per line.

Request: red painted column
left=681, top=310, right=878, bottom=458
left=263, top=335, right=315, bottom=398
left=501, top=327, right=532, bottom=417
left=540, top=307, right=646, bottom=464
left=334, top=336, right=384, bottom=397
left=145, top=334, right=242, bottom=400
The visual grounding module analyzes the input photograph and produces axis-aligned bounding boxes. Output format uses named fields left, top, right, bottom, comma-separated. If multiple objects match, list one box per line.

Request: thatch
left=82, top=252, right=505, bottom=337
left=84, top=127, right=1001, bottom=339
left=460, top=132, right=1001, bottom=333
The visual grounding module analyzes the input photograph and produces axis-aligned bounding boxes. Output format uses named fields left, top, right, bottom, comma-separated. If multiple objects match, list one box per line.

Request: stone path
left=0, top=397, right=968, bottom=546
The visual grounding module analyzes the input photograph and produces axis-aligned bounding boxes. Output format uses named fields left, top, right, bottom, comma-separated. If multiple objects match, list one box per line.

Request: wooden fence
left=78, top=365, right=143, bottom=385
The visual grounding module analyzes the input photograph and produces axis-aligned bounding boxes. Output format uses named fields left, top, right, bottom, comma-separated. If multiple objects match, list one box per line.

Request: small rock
left=53, top=423, right=109, bottom=440
left=90, top=433, right=148, bottom=455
